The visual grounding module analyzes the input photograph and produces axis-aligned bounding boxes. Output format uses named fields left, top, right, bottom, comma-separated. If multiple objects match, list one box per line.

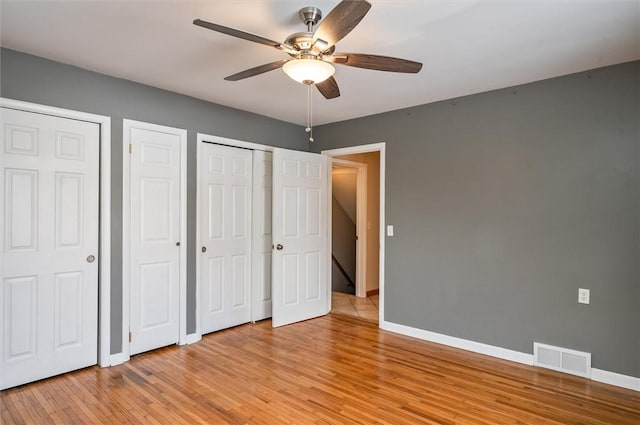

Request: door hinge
left=129, top=144, right=132, bottom=154
left=129, top=332, right=132, bottom=342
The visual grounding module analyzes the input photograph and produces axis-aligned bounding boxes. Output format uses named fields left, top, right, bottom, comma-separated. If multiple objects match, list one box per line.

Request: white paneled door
left=199, top=143, right=252, bottom=334
left=0, top=108, right=99, bottom=390
left=271, top=148, right=329, bottom=327
left=127, top=122, right=183, bottom=356
left=251, top=150, right=273, bottom=322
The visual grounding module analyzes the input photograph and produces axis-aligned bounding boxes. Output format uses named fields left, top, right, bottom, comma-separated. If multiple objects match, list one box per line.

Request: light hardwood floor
left=2, top=315, right=639, bottom=424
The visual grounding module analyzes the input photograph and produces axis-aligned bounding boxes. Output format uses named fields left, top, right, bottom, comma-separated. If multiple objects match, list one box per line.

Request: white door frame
left=0, top=97, right=112, bottom=367
left=122, top=119, right=187, bottom=361
left=321, top=143, right=385, bottom=322
left=331, top=158, right=367, bottom=298
left=195, top=133, right=272, bottom=340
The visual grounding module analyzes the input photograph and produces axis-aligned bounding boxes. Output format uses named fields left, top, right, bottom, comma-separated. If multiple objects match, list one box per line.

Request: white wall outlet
left=387, top=225, right=394, bottom=237
left=578, top=288, right=590, bottom=304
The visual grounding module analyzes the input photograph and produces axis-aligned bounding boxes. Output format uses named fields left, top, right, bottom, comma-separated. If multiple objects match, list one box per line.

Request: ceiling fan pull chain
left=307, top=84, right=311, bottom=132
left=309, top=85, right=314, bottom=142
left=305, top=83, right=314, bottom=142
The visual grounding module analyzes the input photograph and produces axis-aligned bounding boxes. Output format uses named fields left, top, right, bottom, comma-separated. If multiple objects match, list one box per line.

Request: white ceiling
left=1, top=1, right=639, bottom=126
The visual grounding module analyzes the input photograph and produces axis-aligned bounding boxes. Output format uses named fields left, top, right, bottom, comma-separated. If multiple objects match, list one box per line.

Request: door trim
left=321, top=143, right=386, bottom=323
left=331, top=158, right=367, bottom=298
left=195, top=133, right=271, bottom=340
left=122, top=119, right=187, bottom=361
left=0, top=97, right=112, bottom=367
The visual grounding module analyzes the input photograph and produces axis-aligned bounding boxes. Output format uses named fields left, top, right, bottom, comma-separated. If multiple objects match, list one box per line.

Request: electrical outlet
left=578, top=288, right=590, bottom=304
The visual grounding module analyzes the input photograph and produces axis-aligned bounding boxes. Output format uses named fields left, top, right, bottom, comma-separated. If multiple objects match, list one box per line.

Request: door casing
left=322, top=143, right=386, bottom=323
left=122, top=119, right=187, bottom=361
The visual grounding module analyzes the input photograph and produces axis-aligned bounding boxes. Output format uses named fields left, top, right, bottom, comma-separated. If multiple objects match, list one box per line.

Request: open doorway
left=331, top=159, right=363, bottom=296
left=328, top=151, right=381, bottom=322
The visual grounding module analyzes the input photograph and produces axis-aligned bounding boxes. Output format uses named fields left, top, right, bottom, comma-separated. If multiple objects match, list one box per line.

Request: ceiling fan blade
left=316, top=76, right=340, bottom=99
left=330, top=53, right=423, bottom=73
left=224, top=60, right=289, bottom=81
left=194, top=19, right=294, bottom=53
left=313, top=0, right=371, bottom=49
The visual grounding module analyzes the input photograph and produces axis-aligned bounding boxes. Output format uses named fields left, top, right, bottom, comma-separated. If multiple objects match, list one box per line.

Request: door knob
left=86, top=255, right=95, bottom=263
left=275, top=244, right=283, bottom=250
left=201, top=246, right=207, bottom=253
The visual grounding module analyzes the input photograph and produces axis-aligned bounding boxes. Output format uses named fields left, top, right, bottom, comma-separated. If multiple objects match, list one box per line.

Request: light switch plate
left=387, top=225, right=394, bottom=237
left=578, top=288, right=590, bottom=304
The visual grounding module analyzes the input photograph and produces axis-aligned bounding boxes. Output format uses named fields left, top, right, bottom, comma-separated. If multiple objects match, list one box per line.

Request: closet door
left=1, top=108, right=99, bottom=389
left=126, top=121, right=184, bottom=356
left=251, top=150, right=273, bottom=322
left=271, top=148, right=329, bottom=327
left=199, top=143, right=252, bottom=334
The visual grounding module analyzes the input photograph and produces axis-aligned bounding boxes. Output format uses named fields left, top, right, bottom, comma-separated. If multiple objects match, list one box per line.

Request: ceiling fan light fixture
left=283, top=58, right=335, bottom=85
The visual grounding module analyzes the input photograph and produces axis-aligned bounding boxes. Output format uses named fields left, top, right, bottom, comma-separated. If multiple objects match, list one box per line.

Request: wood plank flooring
left=2, top=314, right=639, bottom=424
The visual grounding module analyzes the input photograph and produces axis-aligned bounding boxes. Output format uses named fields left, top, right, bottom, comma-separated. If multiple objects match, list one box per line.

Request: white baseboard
left=109, top=352, right=130, bottom=367
left=380, top=320, right=639, bottom=392
left=380, top=320, right=533, bottom=365
left=185, top=333, right=202, bottom=345
left=592, top=368, right=640, bottom=391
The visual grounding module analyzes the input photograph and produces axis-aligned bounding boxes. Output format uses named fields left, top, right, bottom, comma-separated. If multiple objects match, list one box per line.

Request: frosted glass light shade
left=283, top=59, right=335, bottom=84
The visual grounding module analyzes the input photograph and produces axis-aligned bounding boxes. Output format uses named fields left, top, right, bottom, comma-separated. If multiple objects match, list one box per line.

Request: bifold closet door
left=1, top=108, right=99, bottom=390
left=200, top=143, right=252, bottom=334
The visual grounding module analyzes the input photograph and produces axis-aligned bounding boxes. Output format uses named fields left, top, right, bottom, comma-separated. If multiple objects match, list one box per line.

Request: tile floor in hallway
left=331, top=291, right=379, bottom=323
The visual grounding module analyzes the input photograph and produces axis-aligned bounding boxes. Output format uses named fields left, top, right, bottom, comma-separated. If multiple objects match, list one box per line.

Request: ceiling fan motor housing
left=287, top=7, right=324, bottom=54
left=285, top=32, right=315, bottom=52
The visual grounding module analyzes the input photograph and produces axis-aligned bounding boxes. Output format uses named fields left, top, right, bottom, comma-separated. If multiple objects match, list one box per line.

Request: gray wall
left=312, top=61, right=640, bottom=377
left=1, top=48, right=307, bottom=354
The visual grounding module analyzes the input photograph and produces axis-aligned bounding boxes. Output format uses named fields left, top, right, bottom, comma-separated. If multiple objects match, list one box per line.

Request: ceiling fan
left=194, top=0, right=423, bottom=100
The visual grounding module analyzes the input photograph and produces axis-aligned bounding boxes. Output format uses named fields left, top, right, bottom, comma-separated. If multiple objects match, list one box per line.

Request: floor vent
left=533, top=342, right=591, bottom=378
